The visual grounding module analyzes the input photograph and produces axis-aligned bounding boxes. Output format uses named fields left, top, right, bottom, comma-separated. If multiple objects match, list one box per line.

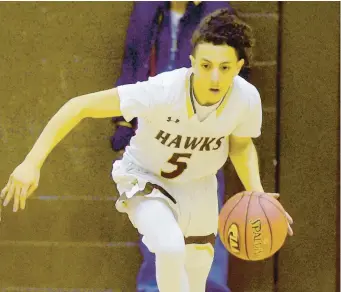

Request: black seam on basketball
left=258, top=196, right=273, bottom=254
left=259, top=195, right=287, bottom=218
left=244, top=192, right=253, bottom=260
left=222, top=193, right=246, bottom=246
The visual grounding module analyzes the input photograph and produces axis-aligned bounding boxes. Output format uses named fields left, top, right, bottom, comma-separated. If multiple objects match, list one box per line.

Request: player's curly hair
left=191, top=9, right=255, bottom=70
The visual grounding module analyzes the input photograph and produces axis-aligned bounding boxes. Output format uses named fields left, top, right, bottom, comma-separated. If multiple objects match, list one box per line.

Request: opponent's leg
left=127, top=196, right=189, bottom=292
left=185, top=244, right=215, bottom=292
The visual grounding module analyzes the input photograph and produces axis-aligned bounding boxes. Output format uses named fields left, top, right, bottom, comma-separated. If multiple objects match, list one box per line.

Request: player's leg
left=206, top=168, right=230, bottom=291
left=112, top=159, right=190, bottom=291
left=185, top=243, right=215, bottom=292
left=175, top=174, right=219, bottom=292
left=136, top=236, right=158, bottom=292
left=126, top=195, right=189, bottom=292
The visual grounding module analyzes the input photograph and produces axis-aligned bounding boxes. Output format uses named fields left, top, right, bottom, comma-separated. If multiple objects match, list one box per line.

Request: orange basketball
left=218, top=191, right=288, bottom=261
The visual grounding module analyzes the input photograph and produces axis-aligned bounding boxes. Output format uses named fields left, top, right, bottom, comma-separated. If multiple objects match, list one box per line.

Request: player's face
left=190, top=43, right=244, bottom=104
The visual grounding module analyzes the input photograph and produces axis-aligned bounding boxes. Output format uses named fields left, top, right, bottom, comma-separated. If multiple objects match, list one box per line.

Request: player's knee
left=155, top=236, right=185, bottom=257
left=185, top=244, right=214, bottom=268
left=154, top=229, right=186, bottom=260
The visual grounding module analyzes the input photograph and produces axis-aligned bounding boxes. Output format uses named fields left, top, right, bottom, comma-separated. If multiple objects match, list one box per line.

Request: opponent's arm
left=25, top=88, right=121, bottom=168
left=228, top=135, right=263, bottom=192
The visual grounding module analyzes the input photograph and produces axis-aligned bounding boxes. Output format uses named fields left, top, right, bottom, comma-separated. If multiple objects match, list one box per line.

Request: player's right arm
left=26, top=88, right=122, bottom=168
left=1, top=70, right=172, bottom=213
left=0, top=88, right=122, bottom=212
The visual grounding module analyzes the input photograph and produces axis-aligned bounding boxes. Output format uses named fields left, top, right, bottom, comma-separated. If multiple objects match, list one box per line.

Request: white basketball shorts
left=111, top=156, right=219, bottom=241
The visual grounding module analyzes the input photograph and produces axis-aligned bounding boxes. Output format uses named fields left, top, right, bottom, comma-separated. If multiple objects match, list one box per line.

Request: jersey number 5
left=161, top=153, right=192, bottom=179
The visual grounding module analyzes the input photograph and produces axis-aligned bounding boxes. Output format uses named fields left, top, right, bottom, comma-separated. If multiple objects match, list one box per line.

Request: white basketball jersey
left=117, top=68, right=262, bottom=183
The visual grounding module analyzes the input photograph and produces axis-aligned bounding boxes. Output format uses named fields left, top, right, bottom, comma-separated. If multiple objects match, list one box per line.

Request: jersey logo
left=155, top=130, right=225, bottom=151
left=167, top=117, right=180, bottom=123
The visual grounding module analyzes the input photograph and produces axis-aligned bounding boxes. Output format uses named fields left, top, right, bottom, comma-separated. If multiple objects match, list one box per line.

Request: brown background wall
left=277, top=2, right=339, bottom=292
left=227, top=2, right=339, bottom=292
left=0, top=2, right=338, bottom=292
left=0, top=2, right=138, bottom=290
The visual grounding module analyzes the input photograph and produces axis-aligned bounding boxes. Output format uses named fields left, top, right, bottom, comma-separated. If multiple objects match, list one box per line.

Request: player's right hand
left=0, top=161, right=41, bottom=212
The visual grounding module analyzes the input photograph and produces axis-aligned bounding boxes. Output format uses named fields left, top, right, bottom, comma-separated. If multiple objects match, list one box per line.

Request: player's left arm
left=228, top=135, right=293, bottom=236
left=228, top=88, right=263, bottom=191
left=228, top=89, right=293, bottom=235
left=228, top=88, right=263, bottom=192
left=228, top=136, right=263, bottom=192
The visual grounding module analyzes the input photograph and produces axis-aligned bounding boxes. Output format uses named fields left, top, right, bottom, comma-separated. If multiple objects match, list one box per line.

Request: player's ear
left=236, top=58, right=245, bottom=75
left=189, top=55, right=196, bottom=68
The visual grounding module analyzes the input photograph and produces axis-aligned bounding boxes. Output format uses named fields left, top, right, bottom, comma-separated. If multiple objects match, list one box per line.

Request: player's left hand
left=266, top=193, right=294, bottom=236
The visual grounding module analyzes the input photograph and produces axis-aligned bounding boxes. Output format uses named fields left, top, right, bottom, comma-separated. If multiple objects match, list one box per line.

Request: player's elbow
left=71, top=88, right=122, bottom=119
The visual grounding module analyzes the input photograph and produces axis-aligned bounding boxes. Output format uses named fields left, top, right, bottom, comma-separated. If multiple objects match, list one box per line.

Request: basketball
left=218, top=191, right=288, bottom=261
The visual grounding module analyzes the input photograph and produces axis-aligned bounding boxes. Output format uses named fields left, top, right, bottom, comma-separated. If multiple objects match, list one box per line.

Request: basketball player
left=0, top=9, right=293, bottom=292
